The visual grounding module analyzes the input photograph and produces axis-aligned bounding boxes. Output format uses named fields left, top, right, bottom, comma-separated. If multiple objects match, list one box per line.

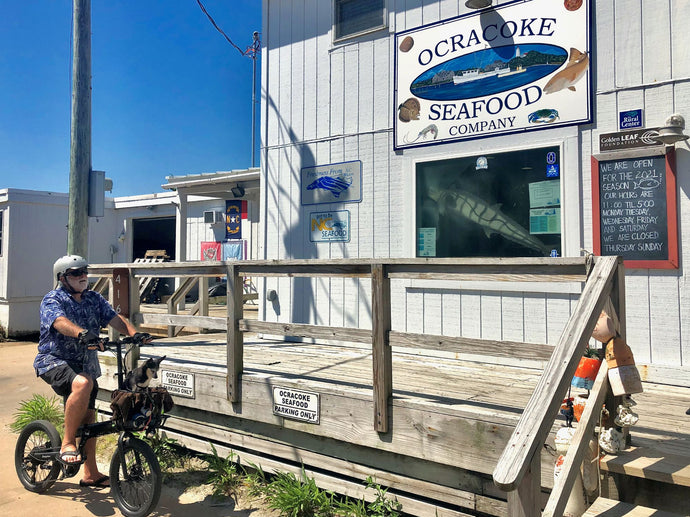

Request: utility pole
left=68, top=0, right=91, bottom=256
left=248, top=31, right=260, bottom=168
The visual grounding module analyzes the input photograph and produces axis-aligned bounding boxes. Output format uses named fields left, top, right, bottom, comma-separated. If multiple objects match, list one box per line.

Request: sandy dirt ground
left=0, top=341, right=279, bottom=517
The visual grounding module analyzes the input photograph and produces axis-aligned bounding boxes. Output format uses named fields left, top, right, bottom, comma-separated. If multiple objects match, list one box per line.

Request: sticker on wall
left=301, top=160, right=362, bottom=205
left=310, top=210, right=350, bottom=242
left=418, top=228, right=437, bottom=257
left=394, top=0, right=591, bottom=149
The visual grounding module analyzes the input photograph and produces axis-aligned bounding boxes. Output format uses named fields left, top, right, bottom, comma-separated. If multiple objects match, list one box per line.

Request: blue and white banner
left=394, top=0, right=590, bottom=149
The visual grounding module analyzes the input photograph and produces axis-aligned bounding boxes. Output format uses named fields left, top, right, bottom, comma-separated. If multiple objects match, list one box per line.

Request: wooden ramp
left=97, top=334, right=558, bottom=517
left=584, top=497, right=684, bottom=516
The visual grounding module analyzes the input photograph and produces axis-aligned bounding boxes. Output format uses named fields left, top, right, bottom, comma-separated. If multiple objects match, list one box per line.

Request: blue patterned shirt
left=34, top=286, right=117, bottom=379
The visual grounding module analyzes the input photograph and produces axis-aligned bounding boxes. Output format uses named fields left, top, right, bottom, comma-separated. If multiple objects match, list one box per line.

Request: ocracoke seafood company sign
left=394, top=0, right=590, bottom=149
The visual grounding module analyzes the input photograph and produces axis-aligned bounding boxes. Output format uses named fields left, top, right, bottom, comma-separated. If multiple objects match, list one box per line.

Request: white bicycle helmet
left=53, top=255, right=89, bottom=282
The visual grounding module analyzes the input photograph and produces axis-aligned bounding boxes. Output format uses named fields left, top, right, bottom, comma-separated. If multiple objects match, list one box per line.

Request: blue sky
left=0, top=1, right=261, bottom=197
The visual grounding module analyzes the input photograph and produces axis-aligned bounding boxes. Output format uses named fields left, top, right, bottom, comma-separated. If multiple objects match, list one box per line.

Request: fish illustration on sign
left=543, top=47, right=589, bottom=94
left=307, top=176, right=353, bottom=198
left=427, top=185, right=551, bottom=255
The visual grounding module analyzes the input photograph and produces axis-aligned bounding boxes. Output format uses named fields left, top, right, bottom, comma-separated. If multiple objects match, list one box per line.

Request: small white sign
left=272, top=386, right=320, bottom=424
left=161, top=370, right=195, bottom=399
left=310, top=210, right=350, bottom=242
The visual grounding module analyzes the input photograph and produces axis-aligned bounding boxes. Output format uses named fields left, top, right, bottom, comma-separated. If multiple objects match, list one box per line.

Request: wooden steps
left=584, top=497, right=685, bottom=516
left=600, top=446, right=690, bottom=487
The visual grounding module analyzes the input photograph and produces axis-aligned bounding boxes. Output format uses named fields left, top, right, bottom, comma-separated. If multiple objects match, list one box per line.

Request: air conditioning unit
left=203, top=210, right=224, bottom=224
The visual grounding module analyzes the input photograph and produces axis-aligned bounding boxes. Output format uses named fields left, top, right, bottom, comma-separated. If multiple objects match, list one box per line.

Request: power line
left=196, top=0, right=259, bottom=58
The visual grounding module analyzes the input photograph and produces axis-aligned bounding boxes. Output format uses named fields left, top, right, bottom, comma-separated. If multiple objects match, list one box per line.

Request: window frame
left=332, top=0, right=387, bottom=43
left=405, top=141, right=582, bottom=293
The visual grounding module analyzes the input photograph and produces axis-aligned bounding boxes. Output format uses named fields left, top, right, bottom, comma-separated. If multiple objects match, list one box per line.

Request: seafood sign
left=301, top=160, right=362, bottom=205
left=394, top=0, right=590, bottom=149
left=427, top=185, right=551, bottom=255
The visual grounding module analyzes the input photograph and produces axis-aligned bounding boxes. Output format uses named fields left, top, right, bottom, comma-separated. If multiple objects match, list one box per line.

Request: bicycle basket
left=110, top=387, right=174, bottom=431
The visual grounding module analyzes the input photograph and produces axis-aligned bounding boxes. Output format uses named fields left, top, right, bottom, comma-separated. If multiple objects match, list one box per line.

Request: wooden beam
left=507, top=452, right=541, bottom=517
left=239, top=319, right=371, bottom=343
left=227, top=264, right=244, bottom=402
left=372, top=263, right=392, bottom=433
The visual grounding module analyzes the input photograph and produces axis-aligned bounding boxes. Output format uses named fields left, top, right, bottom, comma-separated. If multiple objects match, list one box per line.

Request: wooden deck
left=95, top=330, right=690, bottom=516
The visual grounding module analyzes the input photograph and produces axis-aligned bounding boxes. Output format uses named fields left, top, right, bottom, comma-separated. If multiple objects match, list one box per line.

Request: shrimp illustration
left=403, top=124, right=439, bottom=143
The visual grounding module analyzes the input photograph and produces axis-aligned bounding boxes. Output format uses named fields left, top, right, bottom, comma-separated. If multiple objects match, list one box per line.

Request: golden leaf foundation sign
left=394, top=0, right=590, bottom=149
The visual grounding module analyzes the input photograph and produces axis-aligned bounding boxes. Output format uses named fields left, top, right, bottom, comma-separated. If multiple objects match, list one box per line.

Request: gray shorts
left=40, top=362, right=99, bottom=410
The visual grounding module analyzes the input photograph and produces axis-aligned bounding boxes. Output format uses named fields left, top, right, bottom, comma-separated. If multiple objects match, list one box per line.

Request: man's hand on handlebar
left=132, top=332, right=154, bottom=344
left=79, top=329, right=107, bottom=351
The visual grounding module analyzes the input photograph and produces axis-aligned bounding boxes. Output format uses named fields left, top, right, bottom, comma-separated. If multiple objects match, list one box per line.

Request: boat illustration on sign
left=410, top=43, right=566, bottom=101
left=306, top=176, right=353, bottom=198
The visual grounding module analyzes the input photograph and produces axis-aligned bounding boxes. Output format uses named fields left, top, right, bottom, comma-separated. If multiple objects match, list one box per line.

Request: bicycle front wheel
left=14, top=419, right=62, bottom=493
left=110, top=436, right=162, bottom=517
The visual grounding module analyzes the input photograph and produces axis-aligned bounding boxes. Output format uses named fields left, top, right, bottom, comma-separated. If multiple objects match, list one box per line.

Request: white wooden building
left=0, top=168, right=260, bottom=337
left=259, top=0, right=690, bottom=384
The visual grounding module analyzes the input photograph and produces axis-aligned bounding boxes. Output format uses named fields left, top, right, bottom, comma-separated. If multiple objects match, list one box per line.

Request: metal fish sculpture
left=307, top=176, right=352, bottom=198
left=543, top=47, right=589, bottom=94
left=427, top=185, right=551, bottom=255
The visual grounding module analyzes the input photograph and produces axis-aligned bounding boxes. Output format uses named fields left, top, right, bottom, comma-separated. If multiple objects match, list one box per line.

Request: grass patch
left=10, top=394, right=64, bottom=434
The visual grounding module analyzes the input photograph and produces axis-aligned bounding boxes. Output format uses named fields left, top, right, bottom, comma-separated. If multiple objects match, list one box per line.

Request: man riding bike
left=33, top=254, right=151, bottom=488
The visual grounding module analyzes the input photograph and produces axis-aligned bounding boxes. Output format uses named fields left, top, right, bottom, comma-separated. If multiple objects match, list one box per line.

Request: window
left=334, top=0, right=385, bottom=41
left=416, top=147, right=562, bottom=258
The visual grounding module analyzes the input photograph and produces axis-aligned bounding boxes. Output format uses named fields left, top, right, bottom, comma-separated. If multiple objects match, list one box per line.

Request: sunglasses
left=65, top=268, right=88, bottom=277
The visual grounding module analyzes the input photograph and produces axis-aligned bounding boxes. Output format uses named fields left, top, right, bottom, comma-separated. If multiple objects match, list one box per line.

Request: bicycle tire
left=14, top=419, right=62, bottom=493
left=110, top=436, right=162, bottom=517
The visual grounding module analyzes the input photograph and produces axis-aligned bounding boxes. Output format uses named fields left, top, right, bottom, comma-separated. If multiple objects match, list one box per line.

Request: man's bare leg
left=61, top=374, right=92, bottom=462
left=80, top=408, right=109, bottom=486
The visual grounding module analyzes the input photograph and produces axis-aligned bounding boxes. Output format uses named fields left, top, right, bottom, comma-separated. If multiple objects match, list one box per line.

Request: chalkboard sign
left=592, top=148, right=678, bottom=269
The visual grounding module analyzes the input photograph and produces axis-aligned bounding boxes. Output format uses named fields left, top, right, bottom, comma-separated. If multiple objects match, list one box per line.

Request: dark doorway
left=132, top=217, right=175, bottom=261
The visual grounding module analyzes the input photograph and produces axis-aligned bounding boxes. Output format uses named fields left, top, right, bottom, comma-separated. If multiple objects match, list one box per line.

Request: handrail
left=491, top=255, right=623, bottom=511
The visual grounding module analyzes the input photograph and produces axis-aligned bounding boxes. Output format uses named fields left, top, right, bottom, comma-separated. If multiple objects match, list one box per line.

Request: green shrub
left=265, top=467, right=335, bottom=517
left=203, top=443, right=243, bottom=501
left=136, top=432, right=189, bottom=472
left=10, top=394, right=64, bottom=434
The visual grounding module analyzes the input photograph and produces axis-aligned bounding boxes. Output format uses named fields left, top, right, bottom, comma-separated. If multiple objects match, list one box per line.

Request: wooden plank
left=389, top=332, right=553, bottom=362
left=239, top=319, right=372, bottom=343
left=493, top=256, right=619, bottom=491
left=372, top=263, right=392, bottom=433
left=227, top=263, right=244, bottom=402
left=600, top=446, right=690, bottom=488
left=507, top=452, right=540, bottom=517
left=135, top=312, right=226, bottom=330
left=584, top=497, right=684, bottom=517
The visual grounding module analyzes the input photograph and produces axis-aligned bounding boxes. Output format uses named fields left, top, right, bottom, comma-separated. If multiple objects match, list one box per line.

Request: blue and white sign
left=310, top=210, right=350, bottom=242
left=394, top=0, right=590, bottom=149
left=301, top=160, right=362, bottom=205
left=619, top=109, right=643, bottom=130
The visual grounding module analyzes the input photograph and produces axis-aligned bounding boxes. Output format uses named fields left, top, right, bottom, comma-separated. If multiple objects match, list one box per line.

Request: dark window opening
left=335, top=0, right=385, bottom=41
left=416, top=147, right=562, bottom=258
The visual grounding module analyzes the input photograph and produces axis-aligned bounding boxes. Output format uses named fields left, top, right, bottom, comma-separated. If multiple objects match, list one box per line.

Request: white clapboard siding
left=261, top=0, right=690, bottom=376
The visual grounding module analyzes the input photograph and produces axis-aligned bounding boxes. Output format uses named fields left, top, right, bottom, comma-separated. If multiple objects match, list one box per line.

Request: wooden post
left=226, top=264, right=244, bottom=402
left=507, top=451, right=541, bottom=517
left=371, top=263, right=392, bottom=433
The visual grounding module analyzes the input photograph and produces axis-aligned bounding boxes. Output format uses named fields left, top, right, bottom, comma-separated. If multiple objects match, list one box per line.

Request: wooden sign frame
left=591, top=147, right=678, bottom=269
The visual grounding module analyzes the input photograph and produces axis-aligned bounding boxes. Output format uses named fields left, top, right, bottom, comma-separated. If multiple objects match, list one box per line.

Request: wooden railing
left=492, top=255, right=624, bottom=516
left=90, top=256, right=623, bottom=511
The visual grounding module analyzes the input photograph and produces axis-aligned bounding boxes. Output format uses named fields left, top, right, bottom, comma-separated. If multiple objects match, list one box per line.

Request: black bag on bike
left=110, top=388, right=174, bottom=431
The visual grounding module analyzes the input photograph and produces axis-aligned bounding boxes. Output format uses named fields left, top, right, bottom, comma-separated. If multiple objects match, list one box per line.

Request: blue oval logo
left=410, top=44, right=567, bottom=101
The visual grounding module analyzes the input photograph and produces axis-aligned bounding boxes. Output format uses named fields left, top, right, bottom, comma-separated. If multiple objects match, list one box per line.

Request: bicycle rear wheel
left=14, top=420, right=62, bottom=493
left=110, top=436, right=161, bottom=517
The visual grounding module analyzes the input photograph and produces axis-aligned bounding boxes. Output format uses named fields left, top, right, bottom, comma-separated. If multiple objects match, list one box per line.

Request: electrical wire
left=196, top=0, right=258, bottom=57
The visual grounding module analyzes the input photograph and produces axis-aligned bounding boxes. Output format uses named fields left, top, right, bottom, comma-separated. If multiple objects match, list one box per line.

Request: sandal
left=79, top=475, right=110, bottom=488
left=58, top=449, right=82, bottom=465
